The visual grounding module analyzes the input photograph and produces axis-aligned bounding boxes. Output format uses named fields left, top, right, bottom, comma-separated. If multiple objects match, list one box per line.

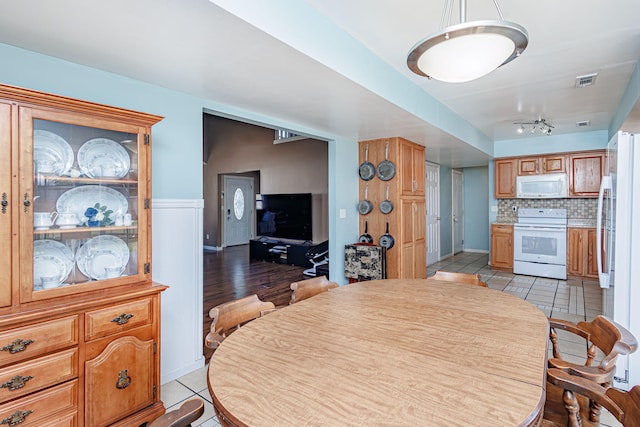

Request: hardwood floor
left=202, top=244, right=307, bottom=360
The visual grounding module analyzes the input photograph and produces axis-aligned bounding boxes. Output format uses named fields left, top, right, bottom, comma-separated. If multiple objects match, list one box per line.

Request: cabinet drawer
left=0, top=379, right=77, bottom=427
left=85, top=298, right=154, bottom=341
left=0, top=348, right=77, bottom=403
left=0, top=316, right=78, bottom=367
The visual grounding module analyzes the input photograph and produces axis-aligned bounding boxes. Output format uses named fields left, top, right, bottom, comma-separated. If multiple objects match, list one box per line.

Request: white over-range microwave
left=516, top=173, right=568, bottom=198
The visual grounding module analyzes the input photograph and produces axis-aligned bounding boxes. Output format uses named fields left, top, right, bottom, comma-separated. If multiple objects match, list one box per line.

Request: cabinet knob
left=0, top=339, right=34, bottom=354
left=0, top=410, right=33, bottom=426
left=1, top=193, right=7, bottom=214
left=22, top=193, right=30, bottom=213
left=116, top=369, right=131, bottom=389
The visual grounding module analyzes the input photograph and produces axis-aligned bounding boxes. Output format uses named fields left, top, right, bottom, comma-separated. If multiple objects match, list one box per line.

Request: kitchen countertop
left=567, top=219, right=597, bottom=228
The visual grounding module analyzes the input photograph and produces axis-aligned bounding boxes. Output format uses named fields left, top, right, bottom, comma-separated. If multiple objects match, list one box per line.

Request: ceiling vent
left=576, top=120, right=591, bottom=127
left=575, top=73, right=598, bottom=88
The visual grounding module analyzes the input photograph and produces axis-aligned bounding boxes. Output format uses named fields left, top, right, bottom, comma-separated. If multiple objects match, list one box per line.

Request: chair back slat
left=290, top=275, right=338, bottom=304
left=430, top=271, right=487, bottom=287
left=205, top=294, right=275, bottom=349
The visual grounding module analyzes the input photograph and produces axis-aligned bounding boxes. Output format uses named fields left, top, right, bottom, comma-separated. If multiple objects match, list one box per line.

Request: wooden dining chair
left=289, top=275, right=339, bottom=304
left=205, top=294, right=276, bottom=350
left=429, top=270, right=487, bottom=287
left=543, top=368, right=640, bottom=427
left=545, top=315, right=638, bottom=425
left=149, top=398, right=205, bottom=427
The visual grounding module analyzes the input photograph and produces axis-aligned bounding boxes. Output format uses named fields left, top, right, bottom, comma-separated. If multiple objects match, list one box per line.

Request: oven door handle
left=513, top=225, right=566, bottom=232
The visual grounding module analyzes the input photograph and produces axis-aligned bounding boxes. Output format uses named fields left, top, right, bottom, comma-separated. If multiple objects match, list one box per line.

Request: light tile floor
left=162, top=252, right=620, bottom=427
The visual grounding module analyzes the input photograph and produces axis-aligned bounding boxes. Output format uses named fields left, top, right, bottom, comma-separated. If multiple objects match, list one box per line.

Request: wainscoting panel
left=152, top=199, right=204, bottom=383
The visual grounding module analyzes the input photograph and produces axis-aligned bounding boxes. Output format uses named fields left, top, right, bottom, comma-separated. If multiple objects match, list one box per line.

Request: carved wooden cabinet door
left=85, top=336, right=155, bottom=427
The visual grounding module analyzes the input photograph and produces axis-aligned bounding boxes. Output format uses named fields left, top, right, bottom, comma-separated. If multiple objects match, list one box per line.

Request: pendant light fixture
left=407, top=0, right=528, bottom=83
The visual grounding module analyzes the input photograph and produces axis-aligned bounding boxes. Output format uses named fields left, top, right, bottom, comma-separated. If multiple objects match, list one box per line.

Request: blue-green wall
left=439, top=165, right=453, bottom=257
left=0, top=43, right=204, bottom=199
left=494, top=130, right=608, bottom=158
left=462, top=167, right=489, bottom=252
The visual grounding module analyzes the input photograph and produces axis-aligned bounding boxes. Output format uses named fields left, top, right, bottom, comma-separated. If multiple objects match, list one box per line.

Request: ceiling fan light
left=407, top=19, right=528, bottom=83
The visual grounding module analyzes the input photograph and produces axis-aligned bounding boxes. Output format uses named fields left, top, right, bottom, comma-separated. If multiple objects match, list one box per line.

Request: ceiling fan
left=513, top=118, right=554, bottom=135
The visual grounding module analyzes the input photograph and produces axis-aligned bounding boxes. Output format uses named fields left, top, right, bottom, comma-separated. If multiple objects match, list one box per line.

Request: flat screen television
left=257, top=193, right=312, bottom=241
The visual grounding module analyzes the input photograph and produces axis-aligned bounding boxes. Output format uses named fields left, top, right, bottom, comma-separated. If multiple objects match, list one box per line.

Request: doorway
left=452, top=170, right=464, bottom=254
left=425, top=162, right=440, bottom=265
left=222, top=175, right=254, bottom=247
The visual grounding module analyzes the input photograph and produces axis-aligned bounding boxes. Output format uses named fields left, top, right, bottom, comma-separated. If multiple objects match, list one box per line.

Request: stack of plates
left=78, top=138, right=130, bottom=178
left=56, top=185, right=128, bottom=223
left=34, top=130, right=74, bottom=176
left=76, top=235, right=130, bottom=280
left=33, top=240, right=74, bottom=289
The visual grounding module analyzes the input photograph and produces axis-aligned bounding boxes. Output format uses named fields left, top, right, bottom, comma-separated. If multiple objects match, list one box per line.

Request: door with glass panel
left=223, top=175, right=254, bottom=246
left=18, top=107, right=150, bottom=302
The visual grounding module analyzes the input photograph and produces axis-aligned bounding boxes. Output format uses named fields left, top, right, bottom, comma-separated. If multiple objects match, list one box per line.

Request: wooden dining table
left=207, top=279, right=549, bottom=427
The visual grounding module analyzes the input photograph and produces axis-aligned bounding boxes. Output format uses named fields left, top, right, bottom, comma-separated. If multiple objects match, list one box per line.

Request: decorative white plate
left=56, top=186, right=128, bottom=222
left=33, top=239, right=74, bottom=287
left=76, top=235, right=130, bottom=280
left=34, top=130, right=74, bottom=176
left=78, top=138, right=130, bottom=179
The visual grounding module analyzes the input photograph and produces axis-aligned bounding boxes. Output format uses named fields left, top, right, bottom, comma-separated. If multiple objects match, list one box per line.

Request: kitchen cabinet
left=569, top=151, right=605, bottom=196
left=0, top=83, right=166, bottom=426
left=494, top=158, right=517, bottom=198
left=490, top=224, right=513, bottom=271
left=495, top=150, right=604, bottom=199
left=400, top=139, right=425, bottom=196
left=358, top=137, right=426, bottom=279
left=517, top=154, right=567, bottom=175
left=400, top=199, right=427, bottom=279
left=567, top=227, right=599, bottom=279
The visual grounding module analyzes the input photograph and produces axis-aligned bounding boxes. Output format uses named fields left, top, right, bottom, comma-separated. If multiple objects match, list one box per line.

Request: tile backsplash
left=497, top=198, right=597, bottom=223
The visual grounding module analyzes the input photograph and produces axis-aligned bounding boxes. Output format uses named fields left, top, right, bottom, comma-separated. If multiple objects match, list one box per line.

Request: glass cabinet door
left=0, top=102, right=11, bottom=308
left=19, top=108, right=150, bottom=301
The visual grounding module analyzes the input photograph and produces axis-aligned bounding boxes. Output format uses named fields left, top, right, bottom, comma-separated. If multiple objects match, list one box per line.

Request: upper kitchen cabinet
left=494, top=158, right=517, bottom=198
left=517, top=154, right=567, bottom=175
left=495, top=150, right=604, bottom=199
left=569, top=151, right=605, bottom=197
left=400, top=139, right=425, bottom=196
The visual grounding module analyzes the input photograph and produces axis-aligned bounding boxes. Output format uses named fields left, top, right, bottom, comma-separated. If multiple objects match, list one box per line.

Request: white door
left=223, top=176, right=254, bottom=247
left=452, top=170, right=464, bottom=254
left=425, top=162, right=440, bottom=266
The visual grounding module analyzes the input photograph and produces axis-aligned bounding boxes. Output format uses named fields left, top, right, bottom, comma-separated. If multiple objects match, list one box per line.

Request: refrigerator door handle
left=597, top=175, right=612, bottom=288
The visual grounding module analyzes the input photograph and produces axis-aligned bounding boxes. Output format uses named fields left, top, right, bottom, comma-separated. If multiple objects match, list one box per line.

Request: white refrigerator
left=597, top=131, right=640, bottom=389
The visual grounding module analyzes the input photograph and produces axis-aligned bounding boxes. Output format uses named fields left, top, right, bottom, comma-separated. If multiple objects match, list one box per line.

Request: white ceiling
left=1, top=0, right=639, bottom=167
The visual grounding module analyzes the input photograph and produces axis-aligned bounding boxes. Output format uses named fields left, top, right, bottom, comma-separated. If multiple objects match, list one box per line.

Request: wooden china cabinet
left=0, top=83, right=165, bottom=426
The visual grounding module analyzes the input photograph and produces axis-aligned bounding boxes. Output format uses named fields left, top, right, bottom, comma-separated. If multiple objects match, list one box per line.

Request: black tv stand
left=249, top=238, right=313, bottom=268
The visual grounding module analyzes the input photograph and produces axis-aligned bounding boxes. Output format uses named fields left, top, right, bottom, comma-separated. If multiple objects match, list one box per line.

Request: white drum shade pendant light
left=407, top=0, right=528, bottom=83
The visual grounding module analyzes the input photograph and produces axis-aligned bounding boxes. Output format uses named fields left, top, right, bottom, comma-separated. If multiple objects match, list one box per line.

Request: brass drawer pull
left=1, top=410, right=33, bottom=426
left=116, top=369, right=131, bottom=389
left=0, top=339, right=34, bottom=354
left=0, top=375, right=33, bottom=391
left=1, top=193, right=7, bottom=214
left=111, top=313, right=134, bottom=325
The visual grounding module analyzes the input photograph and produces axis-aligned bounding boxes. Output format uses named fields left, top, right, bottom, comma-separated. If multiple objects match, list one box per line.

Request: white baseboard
left=203, top=245, right=219, bottom=252
left=161, top=357, right=205, bottom=385
left=463, top=249, right=490, bottom=254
